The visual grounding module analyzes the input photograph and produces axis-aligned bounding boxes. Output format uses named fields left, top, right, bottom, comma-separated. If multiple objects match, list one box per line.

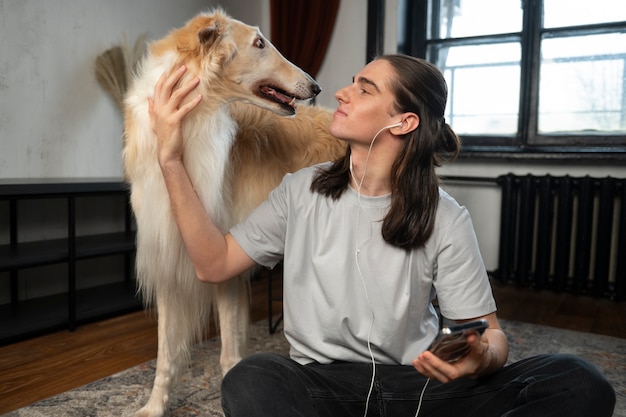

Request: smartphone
left=427, top=319, right=489, bottom=363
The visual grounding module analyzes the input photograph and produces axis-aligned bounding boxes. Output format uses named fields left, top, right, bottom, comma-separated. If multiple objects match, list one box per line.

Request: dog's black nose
left=312, top=83, right=322, bottom=97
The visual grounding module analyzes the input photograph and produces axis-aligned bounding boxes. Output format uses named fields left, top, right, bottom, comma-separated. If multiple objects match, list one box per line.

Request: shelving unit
left=0, top=178, right=141, bottom=345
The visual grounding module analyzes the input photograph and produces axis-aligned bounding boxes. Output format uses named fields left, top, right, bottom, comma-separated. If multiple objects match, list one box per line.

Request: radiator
left=494, top=174, right=626, bottom=300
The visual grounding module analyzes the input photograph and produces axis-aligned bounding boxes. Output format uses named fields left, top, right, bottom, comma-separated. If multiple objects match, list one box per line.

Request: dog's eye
left=254, top=37, right=266, bottom=49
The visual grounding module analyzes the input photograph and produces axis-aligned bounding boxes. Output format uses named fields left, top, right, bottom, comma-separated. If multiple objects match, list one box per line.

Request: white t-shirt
left=230, top=163, right=496, bottom=366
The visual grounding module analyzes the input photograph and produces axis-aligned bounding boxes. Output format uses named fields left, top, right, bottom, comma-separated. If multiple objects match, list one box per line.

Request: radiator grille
left=494, top=174, right=626, bottom=300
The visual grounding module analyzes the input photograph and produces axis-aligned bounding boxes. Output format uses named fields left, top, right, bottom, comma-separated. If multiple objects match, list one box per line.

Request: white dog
left=123, top=9, right=344, bottom=417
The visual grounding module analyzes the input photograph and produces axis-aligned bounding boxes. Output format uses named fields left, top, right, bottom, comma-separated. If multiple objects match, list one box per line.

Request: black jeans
left=221, top=352, right=615, bottom=417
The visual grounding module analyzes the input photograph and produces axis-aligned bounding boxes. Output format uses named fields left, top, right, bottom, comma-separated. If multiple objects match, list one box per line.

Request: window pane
left=433, top=43, right=521, bottom=135
left=538, top=33, right=626, bottom=135
left=433, top=0, right=522, bottom=39
left=544, top=0, right=626, bottom=28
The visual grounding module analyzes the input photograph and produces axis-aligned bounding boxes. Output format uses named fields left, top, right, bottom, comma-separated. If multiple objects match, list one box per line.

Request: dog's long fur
left=123, top=9, right=344, bottom=417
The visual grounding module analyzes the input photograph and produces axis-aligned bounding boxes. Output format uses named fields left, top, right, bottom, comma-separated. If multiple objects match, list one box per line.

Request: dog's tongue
left=262, top=86, right=296, bottom=107
left=273, top=90, right=293, bottom=104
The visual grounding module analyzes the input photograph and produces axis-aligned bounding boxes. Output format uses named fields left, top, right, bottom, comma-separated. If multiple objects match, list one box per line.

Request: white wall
left=0, top=0, right=219, bottom=179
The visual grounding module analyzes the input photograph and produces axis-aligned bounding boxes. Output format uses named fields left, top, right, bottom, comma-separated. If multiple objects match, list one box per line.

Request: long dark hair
left=310, top=54, right=461, bottom=250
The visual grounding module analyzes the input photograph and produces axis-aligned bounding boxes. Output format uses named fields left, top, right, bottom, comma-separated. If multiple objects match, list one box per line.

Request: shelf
left=76, top=232, right=136, bottom=259
left=75, top=281, right=142, bottom=322
left=0, top=293, right=70, bottom=344
left=0, top=177, right=128, bottom=198
left=0, top=232, right=136, bottom=271
left=0, top=179, right=138, bottom=344
left=0, top=282, right=142, bottom=346
left=0, top=239, right=68, bottom=270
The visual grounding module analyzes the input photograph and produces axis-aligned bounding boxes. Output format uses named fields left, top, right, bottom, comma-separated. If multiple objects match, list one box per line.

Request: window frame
left=387, top=0, right=626, bottom=161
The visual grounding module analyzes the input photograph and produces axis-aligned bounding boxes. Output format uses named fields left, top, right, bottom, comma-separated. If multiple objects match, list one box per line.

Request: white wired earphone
left=351, top=121, right=430, bottom=417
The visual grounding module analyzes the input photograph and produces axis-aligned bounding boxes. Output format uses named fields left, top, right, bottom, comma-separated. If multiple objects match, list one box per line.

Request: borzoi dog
left=123, top=9, right=344, bottom=417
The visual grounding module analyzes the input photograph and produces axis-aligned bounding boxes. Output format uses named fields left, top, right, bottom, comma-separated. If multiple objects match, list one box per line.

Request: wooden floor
left=1, top=272, right=625, bottom=414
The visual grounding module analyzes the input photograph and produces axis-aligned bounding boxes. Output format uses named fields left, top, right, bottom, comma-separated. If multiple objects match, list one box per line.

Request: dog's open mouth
left=259, top=85, right=297, bottom=113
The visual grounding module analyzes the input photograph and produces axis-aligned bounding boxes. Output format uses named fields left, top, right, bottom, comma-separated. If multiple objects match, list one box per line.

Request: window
left=398, top=0, right=626, bottom=158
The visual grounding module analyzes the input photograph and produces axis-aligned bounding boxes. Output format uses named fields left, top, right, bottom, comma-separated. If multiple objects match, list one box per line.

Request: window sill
left=459, top=147, right=626, bottom=162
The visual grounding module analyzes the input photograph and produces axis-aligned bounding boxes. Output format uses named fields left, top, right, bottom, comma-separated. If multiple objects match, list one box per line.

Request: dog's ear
left=198, top=18, right=238, bottom=72
left=198, top=23, right=220, bottom=47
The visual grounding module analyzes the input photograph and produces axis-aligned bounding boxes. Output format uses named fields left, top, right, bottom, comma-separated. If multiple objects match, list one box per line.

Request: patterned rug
left=3, top=318, right=625, bottom=417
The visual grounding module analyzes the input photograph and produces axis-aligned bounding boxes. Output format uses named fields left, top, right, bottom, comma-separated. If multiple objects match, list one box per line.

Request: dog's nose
left=312, top=83, right=322, bottom=97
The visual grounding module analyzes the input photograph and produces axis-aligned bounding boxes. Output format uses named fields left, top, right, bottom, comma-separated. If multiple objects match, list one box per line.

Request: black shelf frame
left=0, top=178, right=141, bottom=345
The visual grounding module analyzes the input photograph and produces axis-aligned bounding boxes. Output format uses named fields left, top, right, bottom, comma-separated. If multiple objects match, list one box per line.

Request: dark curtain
left=270, top=0, right=341, bottom=78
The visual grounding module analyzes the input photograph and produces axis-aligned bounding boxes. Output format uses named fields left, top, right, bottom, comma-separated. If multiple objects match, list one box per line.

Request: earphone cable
left=352, top=124, right=399, bottom=417
left=413, top=378, right=430, bottom=417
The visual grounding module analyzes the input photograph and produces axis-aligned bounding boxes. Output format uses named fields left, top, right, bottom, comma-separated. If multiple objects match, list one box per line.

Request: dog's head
left=154, top=9, right=321, bottom=116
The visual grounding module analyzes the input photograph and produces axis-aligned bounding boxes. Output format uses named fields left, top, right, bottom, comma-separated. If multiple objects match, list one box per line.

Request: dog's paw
left=133, top=405, right=165, bottom=417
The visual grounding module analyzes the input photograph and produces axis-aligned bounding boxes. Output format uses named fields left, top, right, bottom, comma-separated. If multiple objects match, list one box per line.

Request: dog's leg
left=134, top=287, right=182, bottom=417
left=215, top=273, right=250, bottom=374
